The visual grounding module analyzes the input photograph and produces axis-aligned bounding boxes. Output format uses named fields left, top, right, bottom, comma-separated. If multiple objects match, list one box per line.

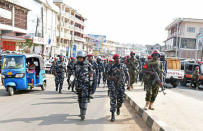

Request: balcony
left=74, top=36, right=85, bottom=42
left=64, top=33, right=72, bottom=40
left=75, top=27, right=84, bottom=33
left=75, top=18, right=84, bottom=25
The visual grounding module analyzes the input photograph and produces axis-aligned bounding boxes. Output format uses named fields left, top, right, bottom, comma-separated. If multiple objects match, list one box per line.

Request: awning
left=2, top=36, right=26, bottom=42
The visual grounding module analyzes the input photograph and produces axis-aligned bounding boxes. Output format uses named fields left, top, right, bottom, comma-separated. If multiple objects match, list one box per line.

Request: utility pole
left=175, top=23, right=179, bottom=58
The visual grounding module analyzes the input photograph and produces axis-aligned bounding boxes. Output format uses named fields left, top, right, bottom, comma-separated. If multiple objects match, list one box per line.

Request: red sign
left=2, top=41, right=16, bottom=51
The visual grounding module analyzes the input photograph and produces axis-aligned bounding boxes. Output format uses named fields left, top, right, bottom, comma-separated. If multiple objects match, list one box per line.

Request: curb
left=125, top=94, right=176, bottom=131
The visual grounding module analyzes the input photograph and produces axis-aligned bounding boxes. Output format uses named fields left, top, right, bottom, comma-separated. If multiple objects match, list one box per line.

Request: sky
left=65, top=0, right=203, bottom=45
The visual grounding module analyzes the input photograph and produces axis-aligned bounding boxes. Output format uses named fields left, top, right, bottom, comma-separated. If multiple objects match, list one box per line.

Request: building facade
left=0, top=0, right=29, bottom=52
left=164, top=18, right=203, bottom=59
left=54, top=0, right=86, bottom=57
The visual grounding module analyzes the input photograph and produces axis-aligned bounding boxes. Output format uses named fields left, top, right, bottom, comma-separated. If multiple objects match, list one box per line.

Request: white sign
left=0, top=8, right=11, bottom=19
left=33, top=37, right=44, bottom=44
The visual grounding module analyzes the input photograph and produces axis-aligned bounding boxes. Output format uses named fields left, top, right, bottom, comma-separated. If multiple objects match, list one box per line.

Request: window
left=200, top=28, right=203, bottom=33
left=187, top=27, right=195, bottom=33
left=180, top=38, right=196, bottom=49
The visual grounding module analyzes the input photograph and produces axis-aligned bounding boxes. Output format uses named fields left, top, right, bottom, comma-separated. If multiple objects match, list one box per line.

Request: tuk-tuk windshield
left=200, top=64, right=203, bottom=74
left=2, top=56, right=24, bottom=69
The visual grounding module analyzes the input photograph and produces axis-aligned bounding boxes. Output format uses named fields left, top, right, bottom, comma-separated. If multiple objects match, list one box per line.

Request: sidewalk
left=125, top=83, right=203, bottom=131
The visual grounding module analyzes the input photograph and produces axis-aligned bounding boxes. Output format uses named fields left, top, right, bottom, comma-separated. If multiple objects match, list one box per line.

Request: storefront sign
left=0, top=8, right=11, bottom=19
left=33, top=37, right=44, bottom=44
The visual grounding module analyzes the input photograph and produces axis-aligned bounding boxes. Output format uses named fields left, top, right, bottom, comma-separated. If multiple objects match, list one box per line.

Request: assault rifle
left=152, top=67, right=166, bottom=95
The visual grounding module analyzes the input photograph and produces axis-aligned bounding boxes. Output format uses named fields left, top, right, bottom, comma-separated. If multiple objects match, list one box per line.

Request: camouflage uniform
left=54, top=61, right=66, bottom=92
left=89, top=61, right=99, bottom=94
left=190, top=69, right=199, bottom=89
left=67, top=61, right=75, bottom=91
left=103, top=62, right=108, bottom=85
left=97, top=62, right=104, bottom=86
left=108, top=63, right=128, bottom=113
left=74, top=61, right=93, bottom=118
left=142, top=62, right=151, bottom=91
left=145, top=60, right=160, bottom=103
left=127, top=57, right=138, bottom=86
left=105, top=62, right=113, bottom=95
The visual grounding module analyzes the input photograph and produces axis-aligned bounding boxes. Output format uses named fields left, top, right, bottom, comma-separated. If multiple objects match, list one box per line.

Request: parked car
left=165, top=57, right=184, bottom=87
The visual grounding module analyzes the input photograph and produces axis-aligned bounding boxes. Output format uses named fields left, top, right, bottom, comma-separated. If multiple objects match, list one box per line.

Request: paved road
left=0, top=75, right=149, bottom=131
left=169, top=84, right=203, bottom=102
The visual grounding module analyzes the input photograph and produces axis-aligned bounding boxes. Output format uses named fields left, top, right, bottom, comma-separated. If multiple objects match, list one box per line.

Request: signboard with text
left=88, top=34, right=106, bottom=51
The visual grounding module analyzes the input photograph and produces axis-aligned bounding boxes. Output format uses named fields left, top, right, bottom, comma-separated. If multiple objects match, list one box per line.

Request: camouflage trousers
left=145, top=82, right=159, bottom=103
left=55, top=74, right=64, bottom=91
left=190, top=78, right=199, bottom=88
left=109, top=82, right=125, bottom=113
left=76, top=82, right=89, bottom=116
left=129, top=70, right=137, bottom=85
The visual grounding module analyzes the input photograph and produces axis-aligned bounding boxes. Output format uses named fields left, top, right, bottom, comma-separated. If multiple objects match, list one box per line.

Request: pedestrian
left=108, top=54, right=130, bottom=122
left=126, top=51, right=138, bottom=90
left=96, top=56, right=104, bottom=87
left=67, top=57, right=76, bottom=92
left=190, top=66, right=200, bottom=90
left=53, top=56, right=66, bottom=94
left=73, top=51, right=93, bottom=120
left=87, top=54, right=99, bottom=98
left=143, top=50, right=161, bottom=110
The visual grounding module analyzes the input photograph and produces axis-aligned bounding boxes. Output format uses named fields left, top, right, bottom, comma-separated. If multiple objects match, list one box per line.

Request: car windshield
left=2, top=56, right=24, bottom=69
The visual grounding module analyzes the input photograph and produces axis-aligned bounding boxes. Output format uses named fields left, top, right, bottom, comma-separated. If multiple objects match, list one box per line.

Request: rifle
left=152, top=67, right=166, bottom=95
left=111, top=66, right=123, bottom=86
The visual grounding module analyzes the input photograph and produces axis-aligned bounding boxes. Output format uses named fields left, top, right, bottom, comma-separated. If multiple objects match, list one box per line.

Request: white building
left=165, top=18, right=203, bottom=59
left=54, top=0, right=86, bottom=57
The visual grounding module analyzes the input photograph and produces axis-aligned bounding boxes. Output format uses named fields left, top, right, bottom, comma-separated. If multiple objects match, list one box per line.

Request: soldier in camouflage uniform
left=142, top=56, right=152, bottom=91
left=87, top=54, right=99, bottom=97
left=143, top=50, right=161, bottom=110
left=106, top=59, right=114, bottom=96
left=53, top=56, right=66, bottom=94
left=67, top=57, right=76, bottom=92
left=73, top=51, right=93, bottom=120
left=109, top=54, right=130, bottom=122
left=97, top=56, right=104, bottom=87
left=103, top=58, right=108, bottom=86
left=126, top=52, right=138, bottom=90
left=190, top=66, right=200, bottom=90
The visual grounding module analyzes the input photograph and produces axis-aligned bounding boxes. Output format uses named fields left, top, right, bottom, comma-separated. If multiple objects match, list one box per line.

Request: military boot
left=80, top=109, right=86, bottom=120
left=127, top=86, right=131, bottom=91
left=131, top=85, right=134, bottom=90
left=111, top=112, right=115, bottom=122
left=144, top=101, right=150, bottom=110
left=116, top=108, right=120, bottom=115
left=149, top=102, right=155, bottom=110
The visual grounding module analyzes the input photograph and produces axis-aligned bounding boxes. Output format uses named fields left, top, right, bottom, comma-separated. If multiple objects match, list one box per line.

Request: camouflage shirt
left=54, top=61, right=66, bottom=75
left=109, top=63, right=128, bottom=84
left=74, top=61, right=93, bottom=83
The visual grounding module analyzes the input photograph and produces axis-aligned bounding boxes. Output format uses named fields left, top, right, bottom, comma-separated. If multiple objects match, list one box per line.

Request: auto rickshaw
left=181, top=62, right=203, bottom=88
left=1, top=54, right=46, bottom=96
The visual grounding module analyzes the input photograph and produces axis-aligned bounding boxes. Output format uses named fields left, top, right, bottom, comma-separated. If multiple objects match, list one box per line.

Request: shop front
left=1, top=36, right=26, bottom=52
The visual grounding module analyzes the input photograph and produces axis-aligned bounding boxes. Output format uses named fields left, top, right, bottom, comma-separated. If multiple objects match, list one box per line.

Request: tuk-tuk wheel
left=8, top=87, right=14, bottom=96
left=181, top=78, right=187, bottom=86
left=41, top=82, right=46, bottom=91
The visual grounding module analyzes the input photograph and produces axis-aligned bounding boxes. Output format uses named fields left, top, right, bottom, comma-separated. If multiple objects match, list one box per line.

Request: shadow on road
left=124, top=101, right=150, bottom=130
left=32, top=101, right=77, bottom=105
left=0, top=113, right=132, bottom=126
left=42, top=96, right=78, bottom=100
